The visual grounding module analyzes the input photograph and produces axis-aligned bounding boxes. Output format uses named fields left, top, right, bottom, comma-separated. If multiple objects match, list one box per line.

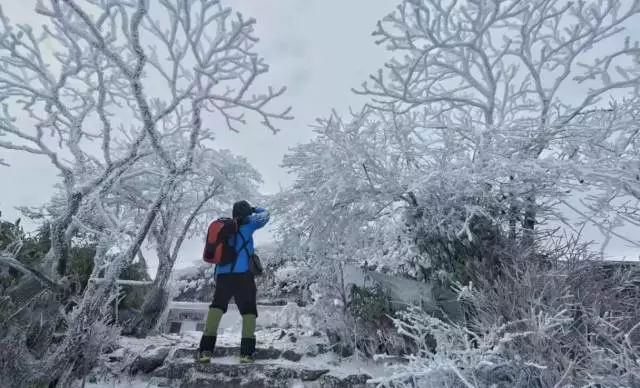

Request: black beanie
left=232, top=200, right=252, bottom=219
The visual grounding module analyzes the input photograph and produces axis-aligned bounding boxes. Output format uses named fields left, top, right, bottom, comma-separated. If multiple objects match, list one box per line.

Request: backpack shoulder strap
left=237, top=231, right=252, bottom=257
left=229, top=231, right=238, bottom=273
left=230, top=220, right=251, bottom=273
left=230, top=224, right=251, bottom=273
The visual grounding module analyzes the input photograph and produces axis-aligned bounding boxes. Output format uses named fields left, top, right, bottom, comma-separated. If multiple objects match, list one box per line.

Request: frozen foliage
left=566, top=99, right=640, bottom=251
left=173, top=261, right=217, bottom=302
left=273, top=0, right=640, bottom=386
left=276, top=0, right=640, bottom=280
left=0, top=0, right=289, bottom=386
left=374, top=241, right=640, bottom=388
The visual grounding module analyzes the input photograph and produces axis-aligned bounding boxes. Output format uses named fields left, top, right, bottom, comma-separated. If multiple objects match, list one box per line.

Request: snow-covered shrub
left=294, top=256, right=414, bottom=358
left=373, top=307, right=487, bottom=388
left=0, top=288, right=120, bottom=388
left=172, top=263, right=216, bottom=302
left=348, top=284, right=414, bottom=357
left=375, top=238, right=640, bottom=388
left=255, top=244, right=315, bottom=303
left=349, top=284, right=393, bottom=325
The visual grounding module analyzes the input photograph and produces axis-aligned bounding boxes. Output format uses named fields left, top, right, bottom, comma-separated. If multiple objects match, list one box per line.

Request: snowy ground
left=83, top=303, right=392, bottom=387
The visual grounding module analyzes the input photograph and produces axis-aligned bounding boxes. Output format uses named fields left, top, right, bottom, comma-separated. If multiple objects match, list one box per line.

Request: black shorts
left=210, top=272, right=257, bottom=316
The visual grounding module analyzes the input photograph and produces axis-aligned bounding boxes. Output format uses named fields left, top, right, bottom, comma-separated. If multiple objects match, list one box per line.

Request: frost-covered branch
left=1, top=0, right=290, bottom=279
left=0, top=251, right=62, bottom=292
left=296, top=0, right=640, bottom=267
left=0, top=0, right=286, bottom=383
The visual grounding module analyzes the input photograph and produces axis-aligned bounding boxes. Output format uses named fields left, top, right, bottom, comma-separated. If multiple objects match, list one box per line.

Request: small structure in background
left=165, top=302, right=210, bottom=334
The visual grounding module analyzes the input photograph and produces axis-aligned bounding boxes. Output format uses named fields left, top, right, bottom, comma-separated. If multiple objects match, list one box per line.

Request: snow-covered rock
left=129, top=346, right=171, bottom=374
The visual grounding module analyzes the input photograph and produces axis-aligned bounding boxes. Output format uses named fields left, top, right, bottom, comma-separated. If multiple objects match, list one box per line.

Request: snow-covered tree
left=358, top=0, right=640, bottom=241
left=562, top=98, right=640, bottom=250
left=0, top=0, right=289, bottom=385
left=0, top=0, right=290, bottom=280
left=277, top=0, right=640, bottom=282
left=125, top=148, right=263, bottom=336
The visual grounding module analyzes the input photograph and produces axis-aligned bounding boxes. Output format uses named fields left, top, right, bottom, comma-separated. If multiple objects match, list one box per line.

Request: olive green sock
left=204, top=308, right=224, bottom=336
left=241, top=314, right=256, bottom=339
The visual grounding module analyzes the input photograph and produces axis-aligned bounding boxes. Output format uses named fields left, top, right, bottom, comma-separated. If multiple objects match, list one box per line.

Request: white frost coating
left=0, top=0, right=290, bottom=384
left=274, top=0, right=640, bottom=283
left=0, top=0, right=291, bottom=276
left=274, top=264, right=299, bottom=283
left=271, top=2, right=640, bottom=386
left=274, top=302, right=316, bottom=330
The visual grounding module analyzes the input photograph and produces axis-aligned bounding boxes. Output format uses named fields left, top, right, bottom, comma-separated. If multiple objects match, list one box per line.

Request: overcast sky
left=0, top=1, right=638, bottom=273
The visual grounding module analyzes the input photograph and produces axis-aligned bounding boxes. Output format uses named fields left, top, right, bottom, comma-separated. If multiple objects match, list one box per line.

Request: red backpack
left=203, top=218, right=238, bottom=265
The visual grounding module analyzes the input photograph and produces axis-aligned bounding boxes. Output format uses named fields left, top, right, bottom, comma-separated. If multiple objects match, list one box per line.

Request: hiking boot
left=196, top=350, right=213, bottom=364
left=239, top=354, right=255, bottom=364
left=196, top=335, right=216, bottom=363
left=240, top=337, right=256, bottom=363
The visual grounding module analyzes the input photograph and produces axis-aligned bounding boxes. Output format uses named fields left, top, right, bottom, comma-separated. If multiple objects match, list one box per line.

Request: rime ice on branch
left=276, top=0, right=640, bottom=279
left=0, top=1, right=289, bottom=385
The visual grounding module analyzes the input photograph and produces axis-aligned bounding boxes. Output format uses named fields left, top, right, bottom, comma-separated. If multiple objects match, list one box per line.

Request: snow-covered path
left=85, top=302, right=390, bottom=387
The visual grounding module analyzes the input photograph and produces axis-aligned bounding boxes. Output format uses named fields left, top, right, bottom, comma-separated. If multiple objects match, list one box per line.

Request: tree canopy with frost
left=276, top=0, right=640, bottom=280
left=274, top=2, right=640, bottom=386
left=0, top=0, right=289, bottom=385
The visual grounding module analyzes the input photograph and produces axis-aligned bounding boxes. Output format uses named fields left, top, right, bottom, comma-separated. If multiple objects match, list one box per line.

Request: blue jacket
left=215, top=207, right=270, bottom=276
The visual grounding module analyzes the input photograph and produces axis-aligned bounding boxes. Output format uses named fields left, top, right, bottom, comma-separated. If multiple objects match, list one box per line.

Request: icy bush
left=172, top=263, right=216, bottom=302
left=349, top=284, right=393, bottom=325
left=373, top=238, right=640, bottom=388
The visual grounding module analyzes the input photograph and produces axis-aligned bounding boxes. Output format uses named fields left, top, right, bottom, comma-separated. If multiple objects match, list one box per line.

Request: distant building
left=165, top=301, right=210, bottom=334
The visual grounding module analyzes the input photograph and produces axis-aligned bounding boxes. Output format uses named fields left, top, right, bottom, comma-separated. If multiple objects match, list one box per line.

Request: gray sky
left=215, top=0, right=392, bottom=193
left=0, top=1, right=638, bottom=272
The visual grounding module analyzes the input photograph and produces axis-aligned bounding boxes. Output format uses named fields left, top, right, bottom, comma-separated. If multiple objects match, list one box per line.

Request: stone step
left=171, top=346, right=304, bottom=362
left=153, top=361, right=328, bottom=382
left=172, top=344, right=329, bottom=362
left=181, top=373, right=372, bottom=388
left=153, top=361, right=372, bottom=388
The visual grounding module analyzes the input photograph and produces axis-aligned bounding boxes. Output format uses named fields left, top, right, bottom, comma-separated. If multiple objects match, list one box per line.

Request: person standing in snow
left=197, top=200, right=270, bottom=364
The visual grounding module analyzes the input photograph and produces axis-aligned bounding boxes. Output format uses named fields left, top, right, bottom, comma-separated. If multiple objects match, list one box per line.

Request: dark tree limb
left=0, top=252, right=62, bottom=292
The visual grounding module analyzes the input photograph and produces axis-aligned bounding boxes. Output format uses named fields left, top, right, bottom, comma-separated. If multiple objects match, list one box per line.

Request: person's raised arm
left=247, top=207, right=270, bottom=231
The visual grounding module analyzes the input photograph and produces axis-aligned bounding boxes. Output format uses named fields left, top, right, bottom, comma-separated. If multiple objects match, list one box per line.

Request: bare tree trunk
left=44, top=176, right=176, bottom=386
left=41, top=191, right=83, bottom=279
left=508, top=201, right=518, bottom=242
left=522, top=193, right=536, bottom=248
left=129, top=182, right=220, bottom=337
left=128, top=251, right=172, bottom=337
